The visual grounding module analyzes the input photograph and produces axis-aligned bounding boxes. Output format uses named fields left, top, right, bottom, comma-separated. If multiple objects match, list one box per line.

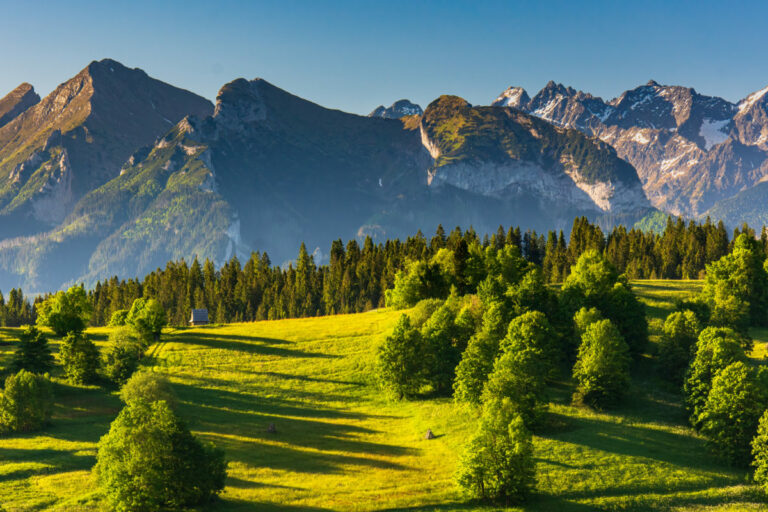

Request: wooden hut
left=190, top=308, right=209, bottom=326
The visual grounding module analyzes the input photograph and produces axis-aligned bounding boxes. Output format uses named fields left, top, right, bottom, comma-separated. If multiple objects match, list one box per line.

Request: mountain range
left=493, top=80, right=768, bottom=218
left=0, top=59, right=767, bottom=292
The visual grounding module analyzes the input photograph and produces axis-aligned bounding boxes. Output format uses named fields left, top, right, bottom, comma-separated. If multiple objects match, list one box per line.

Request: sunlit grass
left=0, top=282, right=766, bottom=511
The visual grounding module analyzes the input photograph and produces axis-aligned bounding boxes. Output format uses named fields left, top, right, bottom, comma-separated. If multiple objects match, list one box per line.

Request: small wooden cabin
left=190, top=309, right=209, bottom=326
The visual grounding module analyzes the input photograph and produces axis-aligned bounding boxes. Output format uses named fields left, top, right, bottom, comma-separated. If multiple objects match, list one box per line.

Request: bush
left=385, top=260, right=449, bottom=309
left=103, top=328, right=143, bottom=385
left=481, top=311, right=556, bottom=427
left=407, top=298, right=445, bottom=329
left=11, top=326, right=54, bottom=374
left=35, top=285, right=92, bottom=336
left=684, top=327, right=747, bottom=430
left=561, top=251, right=647, bottom=355
left=573, top=307, right=603, bottom=337
left=0, top=370, right=53, bottom=434
left=60, top=332, right=100, bottom=384
left=698, top=362, right=768, bottom=465
left=95, top=400, right=226, bottom=512
left=603, top=282, right=648, bottom=355
left=572, top=319, right=630, bottom=409
left=126, top=298, right=167, bottom=344
left=453, top=303, right=508, bottom=405
left=119, top=372, right=176, bottom=407
left=456, top=397, right=535, bottom=503
left=109, top=309, right=129, bottom=327
left=658, top=310, right=701, bottom=383
left=751, top=410, right=768, bottom=491
left=701, top=234, right=768, bottom=329
left=377, top=315, right=424, bottom=398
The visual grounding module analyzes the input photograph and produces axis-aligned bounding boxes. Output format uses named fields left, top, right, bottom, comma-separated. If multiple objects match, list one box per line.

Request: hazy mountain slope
left=493, top=80, right=768, bottom=217
left=0, top=59, right=213, bottom=236
left=420, top=95, right=649, bottom=215
left=0, top=78, right=651, bottom=291
left=0, top=83, right=39, bottom=129
left=704, top=180, right=768, bottom=229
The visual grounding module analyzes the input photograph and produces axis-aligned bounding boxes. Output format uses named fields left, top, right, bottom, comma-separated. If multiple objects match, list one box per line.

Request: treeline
left=0, top=216, right=761, bottom=329
left=81, top=217, right=765, bottom=327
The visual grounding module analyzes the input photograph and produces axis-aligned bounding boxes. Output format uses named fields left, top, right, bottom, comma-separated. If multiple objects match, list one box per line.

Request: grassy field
left=1, top=280, right=768, bottom=511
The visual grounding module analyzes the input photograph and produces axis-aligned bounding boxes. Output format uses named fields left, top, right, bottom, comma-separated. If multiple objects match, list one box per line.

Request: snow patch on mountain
left=738, top=85, right=768, bottom=114
left=632, top=131, right=651, bottom=144
left=699, top=118, right=730, bottom=150
left=493, top=87, right=529, bottom=108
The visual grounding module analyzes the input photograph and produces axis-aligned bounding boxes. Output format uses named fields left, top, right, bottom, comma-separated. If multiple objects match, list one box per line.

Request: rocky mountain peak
left=491, top=86, right=530, bottom=109
left=0, top=82, right=40, bottom=129
left=213, top=78, right=267, bottom=125
left=369, top=99, right=423, bottom=119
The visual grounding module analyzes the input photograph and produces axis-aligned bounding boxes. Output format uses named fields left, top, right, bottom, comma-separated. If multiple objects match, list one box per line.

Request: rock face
left=0, top=83, right=39, bottom=129
left=420, top=95, right=650, bottom=219
left=369, top=99, right=423, bottom=119
left=0, top=59, right=213, bottom=236
left=492, top=81, right=768, bottom=217
left=0, top=77, right=650, bottom=292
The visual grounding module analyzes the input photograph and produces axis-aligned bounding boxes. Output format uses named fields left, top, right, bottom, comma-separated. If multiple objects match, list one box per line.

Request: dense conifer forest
left=0, top=216, right=763, bottom=328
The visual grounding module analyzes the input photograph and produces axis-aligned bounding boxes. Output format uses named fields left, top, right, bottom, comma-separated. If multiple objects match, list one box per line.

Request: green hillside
left=1, top=280, right=766, bottom=511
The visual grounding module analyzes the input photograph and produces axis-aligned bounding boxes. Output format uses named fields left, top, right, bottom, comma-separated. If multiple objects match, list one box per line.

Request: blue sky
left=1, top=0, right=766, bottom=114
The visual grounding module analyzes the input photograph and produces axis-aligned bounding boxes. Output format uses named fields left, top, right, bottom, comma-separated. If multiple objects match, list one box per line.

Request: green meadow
left=1, top=280, right=767, bottom=511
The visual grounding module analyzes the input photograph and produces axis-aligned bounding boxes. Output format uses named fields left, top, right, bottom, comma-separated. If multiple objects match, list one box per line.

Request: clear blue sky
left=1, top=0, right=766, bottom=114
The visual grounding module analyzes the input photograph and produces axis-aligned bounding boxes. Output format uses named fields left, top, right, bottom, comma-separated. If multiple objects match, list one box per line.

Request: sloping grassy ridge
left=0, top=280, right=766, bottom=511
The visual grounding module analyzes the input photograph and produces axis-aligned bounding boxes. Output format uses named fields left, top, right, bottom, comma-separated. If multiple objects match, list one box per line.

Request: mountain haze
left=0, top=66, right=652, bottom=292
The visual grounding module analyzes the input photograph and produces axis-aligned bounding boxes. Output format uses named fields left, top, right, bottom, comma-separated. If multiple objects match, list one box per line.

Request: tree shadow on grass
left=210, top=497, right=335, bottom=511
left=172, top=377, right=368, bottom=412
left=169, top=383, right=416, bottom=474
left=0, top=446, right=95, bottom=483
left=174, top=333, right=338, bottom=359
left=376, top=494, right=599, bottom=512
left=540, top=412, right=744, bottom=482
left=248, top=370, right=364, bottom=387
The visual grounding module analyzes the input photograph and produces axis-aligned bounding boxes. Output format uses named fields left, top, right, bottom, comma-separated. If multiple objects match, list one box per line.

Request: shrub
left=573, top=307, right=603, bottom=337
left=456, top=397, right=535, bottom=503
left=0, top=370, right=53, bottom=434
left=698, top=362, right=768, bottom=465
left=385, top=260, right=449, bottom=309
left=376, top=315, right=424, bottom=398
left=480, top=311, right=556, bottom=427
left=119, top=372, right=176, bottom=407
left=572, top=319, right=630, bottom=409
left=35, top=285, right=92, bottom=336
left=103, top=328, right=143, bottom=385
left=60, top=332, right=100, bottom=384
left=560, top=251, right=647, bottom=355
left=109, top=309, right=129, bottom=327
left=420, top=298, right=475, bottom=395
left=603, top=282, right=648, bottom=355
left=453, top=302, right=509, bottom=405
left=126, top=299, right=167, bottom=344
left=499, top=311, right=558, bottom=379
left=507, top=268, right=558, bottom=319
left=751, top=410, right=768, bottom=491
left=407, top=298, right=445, bottom=329
left=684, top=327, right=746, bottom=430
left=658, top=310, right=701, bottom=383
left=11, top=326, right=54, bottom=374
left=701, top=233, right=768, bottom=329
left=95, top=400, right=226, bottom=512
